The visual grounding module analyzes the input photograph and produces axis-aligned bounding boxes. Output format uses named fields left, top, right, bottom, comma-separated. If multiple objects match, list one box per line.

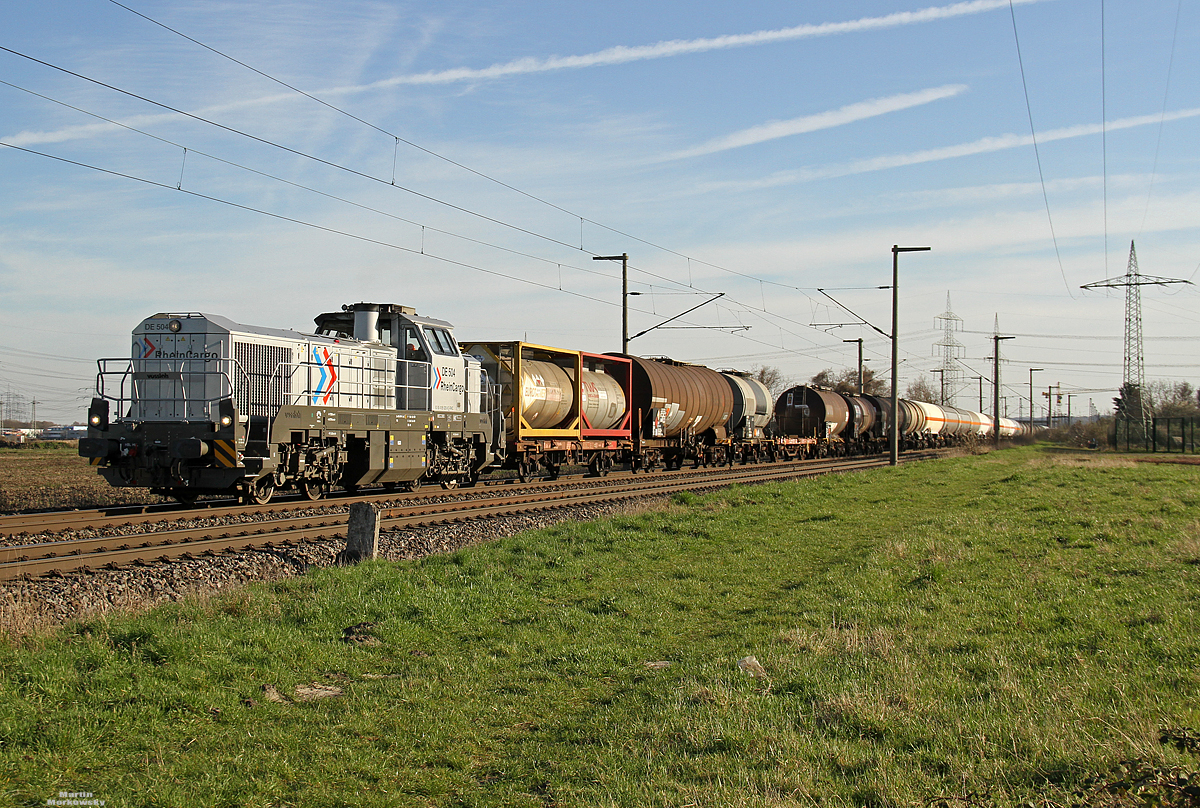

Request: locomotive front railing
left=95, top=358, right=243, bottom=423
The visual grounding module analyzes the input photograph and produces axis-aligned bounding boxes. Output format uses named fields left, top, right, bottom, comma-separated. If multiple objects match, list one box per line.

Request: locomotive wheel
left=301, top=479, right=327, bottom=501
left=171, top=490, right=198, bottom=507
left=248, top=480, right=275, bottom=506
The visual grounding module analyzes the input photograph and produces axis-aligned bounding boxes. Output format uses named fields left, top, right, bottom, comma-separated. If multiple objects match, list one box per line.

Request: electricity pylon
left=1081, top=240, right=1191, bottom=430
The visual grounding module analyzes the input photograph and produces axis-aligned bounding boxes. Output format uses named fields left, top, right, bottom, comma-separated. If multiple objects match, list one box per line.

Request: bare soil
left=0, top=444, right=159, bottom=513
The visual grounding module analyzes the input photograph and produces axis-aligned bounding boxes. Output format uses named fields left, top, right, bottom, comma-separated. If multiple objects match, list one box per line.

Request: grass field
left=2, top=446, right=1198, bottom=806
left=0, top=444, right=159, bottom=513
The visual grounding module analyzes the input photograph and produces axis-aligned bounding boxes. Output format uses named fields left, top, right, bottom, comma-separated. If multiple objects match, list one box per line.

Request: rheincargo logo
left=150, top=350, right=219, bottom=360
left=135, top=337, right=218, bottom=361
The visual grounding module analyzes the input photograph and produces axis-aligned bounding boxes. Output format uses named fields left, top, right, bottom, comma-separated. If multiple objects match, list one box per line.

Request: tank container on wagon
left=462, top=342, right=581, bottom=438
left=774, top=386, right=850, bottom=439
left=579, top=352, right=632, bottom=437
left=624, top=356, right=734, bottom=439
left=462, top=342, right=631, bottom=440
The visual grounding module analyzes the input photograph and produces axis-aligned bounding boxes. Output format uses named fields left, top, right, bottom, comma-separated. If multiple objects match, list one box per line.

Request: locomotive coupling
left=172, top=438, right=210, bottom=459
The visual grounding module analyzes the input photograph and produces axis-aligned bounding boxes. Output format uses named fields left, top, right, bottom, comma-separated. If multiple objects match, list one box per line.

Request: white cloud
left=353, top=0, right=1048, bottom=88
left=663, top=85, right=969, bottom=161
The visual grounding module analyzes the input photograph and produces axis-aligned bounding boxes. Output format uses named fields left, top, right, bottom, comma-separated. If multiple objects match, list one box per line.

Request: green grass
left=2, top=446, right=1199, bottom=806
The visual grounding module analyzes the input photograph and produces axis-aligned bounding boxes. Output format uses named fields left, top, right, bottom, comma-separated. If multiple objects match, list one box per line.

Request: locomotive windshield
left=422, top=327, right=459, bottom=356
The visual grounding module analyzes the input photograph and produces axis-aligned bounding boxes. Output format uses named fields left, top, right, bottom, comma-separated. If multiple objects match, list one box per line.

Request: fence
left=1111, top=416, right=1198, bottom=453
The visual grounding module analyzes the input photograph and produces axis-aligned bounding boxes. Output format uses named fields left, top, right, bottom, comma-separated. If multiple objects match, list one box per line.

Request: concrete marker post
left=339, top=502, right=381, bottom=565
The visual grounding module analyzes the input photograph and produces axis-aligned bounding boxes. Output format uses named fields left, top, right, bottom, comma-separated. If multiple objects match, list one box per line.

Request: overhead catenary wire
left=0, top=78, right=622, bottom=287
left=101, top=0, right=822, bottom=297
left=1, top=140, right=842, bottom=366
left=1007, top=0, right=1072, bottom=298
left=0, top=47, right=842, bottom=346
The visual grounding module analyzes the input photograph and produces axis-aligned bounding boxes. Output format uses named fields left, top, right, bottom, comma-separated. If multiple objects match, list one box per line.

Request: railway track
left=0, top=452, right=941, bottom=581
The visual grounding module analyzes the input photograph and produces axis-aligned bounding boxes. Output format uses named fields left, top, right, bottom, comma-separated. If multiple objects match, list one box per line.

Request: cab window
left=422, top=326, right=458, bottom=356
left=402, top=326, right=428, bottom=362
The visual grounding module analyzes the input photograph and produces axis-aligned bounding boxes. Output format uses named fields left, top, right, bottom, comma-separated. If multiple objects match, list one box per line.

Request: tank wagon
left=81, top=303, right=1026, bottom=503
left=772, top=385, right=1025, bottom=454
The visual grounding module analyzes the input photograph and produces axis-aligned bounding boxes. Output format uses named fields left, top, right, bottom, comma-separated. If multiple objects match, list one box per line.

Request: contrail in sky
left=3, top=0, right=1045, bottom=147
left=665, top=85, right=969, bottom=161
left=349, top=0, right=1049, bottom=90
left=708, top=107, right=1200, bottom=190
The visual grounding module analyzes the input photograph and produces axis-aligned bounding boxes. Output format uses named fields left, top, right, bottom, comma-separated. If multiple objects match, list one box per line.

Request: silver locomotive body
left=80, top=304, right=495, bottom=503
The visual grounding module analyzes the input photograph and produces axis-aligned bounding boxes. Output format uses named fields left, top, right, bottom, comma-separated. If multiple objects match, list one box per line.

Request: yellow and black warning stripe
left=89, top=457, right=103, bottom=466
left=212, top=439, right=238, bottom=468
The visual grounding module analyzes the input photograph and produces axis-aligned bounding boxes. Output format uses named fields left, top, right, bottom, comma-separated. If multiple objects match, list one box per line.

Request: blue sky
left=2, top=0, right=1198, bottom=423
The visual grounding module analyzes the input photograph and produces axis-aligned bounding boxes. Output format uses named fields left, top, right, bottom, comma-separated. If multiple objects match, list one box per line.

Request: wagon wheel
left=301, top=479, right=327, bottom=501
left=405, top=477, right=423, bottom=493
left=517, top=461, right=534, bottom=483
left=440, top=478, right=459, bottom=490
left=171, top=490, right=198, bottom=507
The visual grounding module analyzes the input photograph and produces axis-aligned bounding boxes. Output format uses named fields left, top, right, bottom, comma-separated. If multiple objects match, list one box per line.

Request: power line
left=1007, top=0, right=1072, bottom=298
left=1, top=140, right=842, bottom=366
left=103, top=0, right=822, bottom=296
left=0, top=47, right=837, bottom=342
left=1139, top=0, right=1185, bottom=237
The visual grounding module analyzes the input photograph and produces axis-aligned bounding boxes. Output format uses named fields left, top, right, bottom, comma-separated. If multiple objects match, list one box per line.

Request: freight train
left=79, top=303, right=1024, bottom=504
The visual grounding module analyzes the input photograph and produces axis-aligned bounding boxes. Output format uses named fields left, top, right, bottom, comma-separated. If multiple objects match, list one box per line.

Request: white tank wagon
left=80, top=304, right=496, bottom=504
left=722, top=372, right=774, bottom=441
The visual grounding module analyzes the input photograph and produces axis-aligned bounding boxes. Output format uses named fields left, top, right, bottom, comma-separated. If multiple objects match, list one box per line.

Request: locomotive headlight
left=168, top=319, right=182, bottom=332
left=220, top=415, right=233, bottom=427
left=87, top=398, right=109, bottom=431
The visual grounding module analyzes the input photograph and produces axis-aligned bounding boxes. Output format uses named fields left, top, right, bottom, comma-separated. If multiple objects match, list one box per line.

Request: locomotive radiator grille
left=233, top=342, right=292, bottom=419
